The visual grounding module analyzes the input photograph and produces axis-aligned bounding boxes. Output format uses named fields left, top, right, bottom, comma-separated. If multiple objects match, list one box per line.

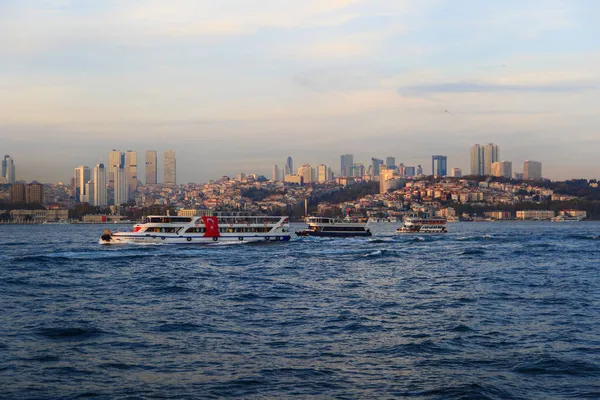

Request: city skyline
left=2, top=1, right=600, bottom=182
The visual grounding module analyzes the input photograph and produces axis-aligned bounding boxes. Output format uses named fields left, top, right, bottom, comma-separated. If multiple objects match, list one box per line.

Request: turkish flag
left=202, top=216, right=220, bottom=237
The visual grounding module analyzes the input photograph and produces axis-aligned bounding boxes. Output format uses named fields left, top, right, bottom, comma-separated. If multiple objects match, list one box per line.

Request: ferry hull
left=100, top=234, right=291, bottom=245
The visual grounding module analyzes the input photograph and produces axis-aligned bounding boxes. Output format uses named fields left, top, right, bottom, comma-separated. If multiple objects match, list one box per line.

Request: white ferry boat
left=551, top=215, right=582, bottom=222
left=295, top=216, right=372, bottom=237
left=99, top=215, right=291, bottom=245
left=396, top=213, right=447, bottom=234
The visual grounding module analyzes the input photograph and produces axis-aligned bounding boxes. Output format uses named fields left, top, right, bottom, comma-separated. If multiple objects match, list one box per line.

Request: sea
left=1, top=222, right=599, bottom=399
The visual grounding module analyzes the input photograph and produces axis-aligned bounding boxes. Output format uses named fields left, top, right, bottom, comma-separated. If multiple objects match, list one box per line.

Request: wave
left=36, top=326, right=105, bottom=340
left=368, top=238, right=396, bottom=244
left=460, top=248, right=486, bottom=256
left=567, top=234, right=600, bottom=241
left=513, top=354, right=600, bottom=376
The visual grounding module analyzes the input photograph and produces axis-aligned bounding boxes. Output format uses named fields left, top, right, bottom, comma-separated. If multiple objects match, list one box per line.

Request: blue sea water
left=1, top=222, right=599, bottom=399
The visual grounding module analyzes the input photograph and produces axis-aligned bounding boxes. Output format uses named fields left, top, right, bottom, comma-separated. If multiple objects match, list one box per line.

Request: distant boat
left=396, top=213, right=447, bottom=234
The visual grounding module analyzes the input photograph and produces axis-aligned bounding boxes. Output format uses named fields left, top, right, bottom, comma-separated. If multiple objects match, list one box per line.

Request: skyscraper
left=491, top=161, right=512, bottom=178
left=164, top=150, right=176, bottom=185
left=145, top=150, right=157, bottom=185
left=471, top=144, right=484, bottom=176
left=114, top=166, right=128, bottom=206
left=286, top=157, right=293, bottom=176
left=386, top=156, right=396, bottom=169
left=25, top=182, right=44, bottom=204
left=272, top=165, right=280, bottom=181
left=108, top=150, right=124, bottom=189
left=74, top=166, right=91, bottom=203
left=93, top=163, right=107, bottom=206
left=371, top=158, right=383, bottom=178
left=432, top=155, right=447, bottom=177
left=283, top=164, right=291, bottom=178
left=298, top=164, right=314, bottom=184
left=2, top=155, right=16, bottom=184
left=317, top=164, right=328, bottom=183
left=85, top=181, right=94, bottom=205
left=523, top=160, right=542, bottom=180
left=484, top=143, right=500, bottom=176
left=451, top=168, right=462, bottom=178
left=340, top=154, right=353, bottom=177
left=350, top=163, right=365, bottom=178
left=404, top=166, right=415, bottom=177
left=125, top=150, right=137, bottom=199
left=416, top=165, right=423, bottom=175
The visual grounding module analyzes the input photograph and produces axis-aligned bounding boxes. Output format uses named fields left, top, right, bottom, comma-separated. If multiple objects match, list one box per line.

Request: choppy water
left=1, top=222, right=599, bottom=399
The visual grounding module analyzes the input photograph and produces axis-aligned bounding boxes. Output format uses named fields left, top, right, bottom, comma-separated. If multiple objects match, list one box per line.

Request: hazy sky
left=1, top=0, right=599, bottom=183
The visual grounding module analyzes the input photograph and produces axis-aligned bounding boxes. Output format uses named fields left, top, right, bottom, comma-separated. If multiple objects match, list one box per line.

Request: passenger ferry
left=396, top=213, right=447, bottom=234
left=99, top=215, right=291, bottom=245
left=295, top=216, right=372, bottom=237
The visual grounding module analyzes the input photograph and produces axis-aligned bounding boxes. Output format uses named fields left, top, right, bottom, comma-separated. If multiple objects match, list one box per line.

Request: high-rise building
left=25, top=181, right=44, bottom=204
left=109, top=150, right=124, bottom=189
left=9, top=183, right=25, bottom=202
left=340, top=154, right=353, bottom=177
left=523, top=160, right=542, bottom=180
left=2, top=155, right=16, bottom=184
left=450, top=168, right=462, bottom=178
left=283, top=164, right=291, bottom=178
left=164, top=150, right=176, bottom=185
left=404, top=166, right=415, bottom=177
left=317, top=164, right=329, bottom=183
left=286, top=157, right=293, bottom=176
left=371, top=158, right=384, bottom=178
left=145, top=150, right=157, bottom=185
left=491, top=161, right=512, bottom=178
left=484, top=143, right=500, bottom=176
left=93, top=163, right=107, bottom=206
left=350, top=163, right=365, bottom=178
left=416, top=165, right=423, bottom=175
left=471, top=144, right=484, bottom=176
left=85, top=181, right=94, bottom=205
left=432, top=155, right=447, bottom=177
left=272, top=165, right=280, bottom=181
left=125, top=151, right=137, bottom=199
left=386, top=157, right=396, bottom=169
left=74, top=166, right=91, bottom=203
left=114, top=166, right=128, bottom=206
left=298, top=164, right=315, bottom=183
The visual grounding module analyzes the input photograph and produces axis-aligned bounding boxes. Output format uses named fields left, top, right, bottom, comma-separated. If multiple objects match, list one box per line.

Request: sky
left=1, top=0, right=599, bottom=183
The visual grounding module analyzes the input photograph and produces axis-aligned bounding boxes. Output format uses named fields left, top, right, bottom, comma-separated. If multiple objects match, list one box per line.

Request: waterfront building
left=164, top=150, right=176, bottom=185
left=74, top=165, right=91, bottom=203
left=145, top=150, right=157, bottom=185
left=93, top=163, right=107, bottom=206
left=10, top=209, right=68, bottom=223
left=516, top=210, right=554, bottom=220
left=386, top=156, right=396, bottom=169
left=108, top=150, right=124, bottom=189
left=317, top=164, right=328, bottom=183
left=340, top=154, right=353, bottom=177
left=125, top=150, right=137, bottom=198
left=272, top=165, right=280, bottom=181
left=9, top=183, right=25, bottom=202
left=491, top=161, right=512, bottom=178
left=114, top=167, right=128, bottom=206
left=432, top=155, right=447, bottom=177
left=451, top=168, right=462, bottom=178
left=25, top=181, right=44, bottom=204
left=523, top=160, right=542, bottom=180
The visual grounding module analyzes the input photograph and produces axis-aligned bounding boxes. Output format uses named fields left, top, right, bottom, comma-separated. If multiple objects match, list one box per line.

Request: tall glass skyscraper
left=432, top=155, right=447, bottom=177
left=93, top=163, right=107, bottom=206
left=340, top=154, right=353, bottom=177
left=286, top=156, right=293, bottom=176
left=125, top=151, right=137, bottom=199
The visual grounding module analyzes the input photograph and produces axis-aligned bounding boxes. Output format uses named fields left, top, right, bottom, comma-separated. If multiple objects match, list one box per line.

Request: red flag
left=202, top=216, right=220, bottom=237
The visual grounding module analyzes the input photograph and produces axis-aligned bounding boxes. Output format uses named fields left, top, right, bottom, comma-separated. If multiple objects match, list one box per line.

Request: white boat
left=396, top=213, right=447, bottom=234
left=296, top=216, right=372, bottom=237
left=99, top=215, right=291, bottom=245
left=552, top=215, right=582, bottom=222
